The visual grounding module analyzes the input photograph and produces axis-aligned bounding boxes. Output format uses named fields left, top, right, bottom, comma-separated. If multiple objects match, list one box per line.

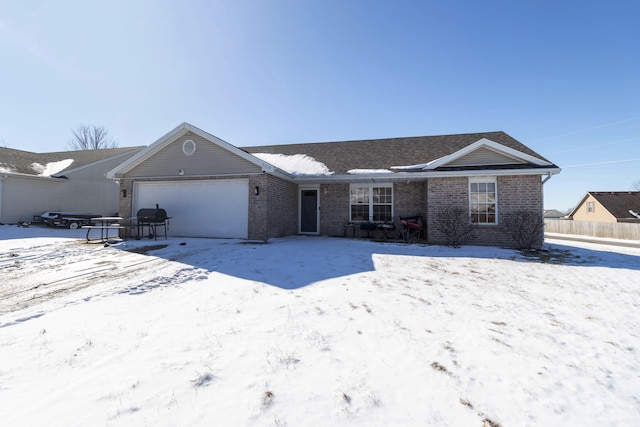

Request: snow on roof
left=0, top=166, right=15, bottom=173
left=390, top=160, right=439, bottom=171
left=347, top=169, right=393, bottom=174
left=30, top=159, right=74, bottom=176
left=252, top=153, right=333, bottom=176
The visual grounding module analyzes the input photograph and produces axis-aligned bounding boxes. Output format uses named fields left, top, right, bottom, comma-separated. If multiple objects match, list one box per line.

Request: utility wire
left=562, top=158, right=640, bottom=168
left=533, top=114, right=640, bottom=143
left=546, top=136, right=640, bottom=154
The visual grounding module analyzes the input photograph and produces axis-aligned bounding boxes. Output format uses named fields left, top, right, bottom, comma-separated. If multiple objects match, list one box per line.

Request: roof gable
left=430, top=138, right=550, bottom=168
left=107, top=123, right=281, bottom=179
left=391, top=138, right=552, bottom=171
left=447, top=146, right=527, bottom=167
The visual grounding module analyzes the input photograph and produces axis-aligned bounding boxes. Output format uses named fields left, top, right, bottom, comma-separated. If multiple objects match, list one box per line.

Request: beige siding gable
left=447, top=146, right=527, bottom=167
left=571, top=195, right=617, bottom=223
left=124, top=131, right=262, bottom=178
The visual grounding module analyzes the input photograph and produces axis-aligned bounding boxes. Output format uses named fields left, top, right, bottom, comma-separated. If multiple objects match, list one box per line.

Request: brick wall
left=426, top=175, right=544, bottom=248
left=248, top=174, right=268, bottom=240
left=117, top=179, right=134, bottom=218
left=264, top=174, right=298, bottom=240
left=394, top=182, right=427, bottom=223
left=496, top=175, right=544, bottom=248
left=244, top=174, right=298, bottom=240
left=426, top=177, right=469, bottom=244
left=119, top=174, right=544, bottom=247
left=319, top=184, right=349, bottom=236
left=318, top=182, right=427, bottom=237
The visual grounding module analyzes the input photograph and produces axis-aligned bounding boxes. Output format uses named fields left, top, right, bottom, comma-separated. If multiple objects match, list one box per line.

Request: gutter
left=541, top=171, right=558, bottom=184
left=108, top=172, right=268, bottom=181
left=291, top=167, right=562, bottom=184
left=0, top=172, right=67, bottom=182
left=108, top=166, right=561, bottom=185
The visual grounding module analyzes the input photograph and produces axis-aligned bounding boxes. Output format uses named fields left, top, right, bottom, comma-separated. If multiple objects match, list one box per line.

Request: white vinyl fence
left=545, top=219, right=640, bottom=241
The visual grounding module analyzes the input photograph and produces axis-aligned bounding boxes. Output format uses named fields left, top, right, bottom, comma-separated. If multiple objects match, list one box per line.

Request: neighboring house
left=568, top=192, right=640, bottom=223
left=107, top=122, right=560, bottom=247
left=0, top=146, right=144, bottom=224
left=544, top=209, right=567, bottom=219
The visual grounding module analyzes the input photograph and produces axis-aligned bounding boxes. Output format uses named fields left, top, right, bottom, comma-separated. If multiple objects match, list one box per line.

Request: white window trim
left=469, top=176, right=498, bottom=225
left=349, top=183, right=393, bottom=222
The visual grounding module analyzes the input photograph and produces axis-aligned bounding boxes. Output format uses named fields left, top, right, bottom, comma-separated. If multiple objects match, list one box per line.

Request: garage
left=133, top=179, right=249, bottom=238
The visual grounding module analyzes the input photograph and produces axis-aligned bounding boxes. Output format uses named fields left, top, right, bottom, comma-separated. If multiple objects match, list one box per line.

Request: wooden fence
left=544, top=219, right=640, bottom=241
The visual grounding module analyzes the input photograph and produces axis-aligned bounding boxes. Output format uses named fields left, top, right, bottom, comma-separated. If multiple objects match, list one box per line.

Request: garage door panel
left=134, top=180, right=248, bottom=238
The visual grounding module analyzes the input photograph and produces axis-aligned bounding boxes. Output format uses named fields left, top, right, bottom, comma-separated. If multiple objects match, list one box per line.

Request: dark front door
left=300, top=189, right=319, bottom=233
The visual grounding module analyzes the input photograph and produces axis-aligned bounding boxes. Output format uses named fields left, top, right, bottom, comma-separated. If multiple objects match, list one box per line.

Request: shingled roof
left=588, top=192, right=640, bottom=220
left=241, top=131, right=554, bottom=174
left=0, top=146, right=143, bottom=176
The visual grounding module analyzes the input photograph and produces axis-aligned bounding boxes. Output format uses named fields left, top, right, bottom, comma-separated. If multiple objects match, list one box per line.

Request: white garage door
left=134, top=179, right=249, bottom=238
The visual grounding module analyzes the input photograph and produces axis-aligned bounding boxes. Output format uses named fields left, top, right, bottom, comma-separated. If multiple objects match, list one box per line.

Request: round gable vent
left=182, top=139, right=196, bottom=156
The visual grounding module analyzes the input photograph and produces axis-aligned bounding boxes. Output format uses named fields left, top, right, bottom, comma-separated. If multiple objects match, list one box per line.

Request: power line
left=546, top=136, right=640, bottom=154
left=533, top=114, right=640, bottom=143
left=563, top=158, right=640, bottom=168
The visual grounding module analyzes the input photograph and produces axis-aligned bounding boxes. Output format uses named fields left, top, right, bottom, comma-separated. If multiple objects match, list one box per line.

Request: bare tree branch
left=503, top=211, right=544, bottom=250
left=632, top=180, right=640, bottom=191
left=433, top=207, right=477, bottom=248
left=68, top=125, right=118, bottom=150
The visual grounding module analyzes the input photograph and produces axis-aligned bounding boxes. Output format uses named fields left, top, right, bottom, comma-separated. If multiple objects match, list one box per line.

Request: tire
left=69, top=222, right=79, bottom=230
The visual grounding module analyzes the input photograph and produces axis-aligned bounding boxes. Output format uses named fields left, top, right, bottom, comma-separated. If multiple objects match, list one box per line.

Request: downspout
left=0, top=175, right=5, bottom=224
left=540, top=172, right=556, bottom=248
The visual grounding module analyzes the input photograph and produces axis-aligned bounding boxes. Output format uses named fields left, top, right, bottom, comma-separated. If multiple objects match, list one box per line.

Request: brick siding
left=117, top=179, right=134, bottom=218
left=426, top=175, right=544, bottom=248
left=318, top=182, right=426, bottom=238
left=261, top=174, right=298, bottom=240
left=119, top=174, right=544, bottom=247
left=394, top=182, right=427, bottom=224
left=319, top=184, right=349, bottom=236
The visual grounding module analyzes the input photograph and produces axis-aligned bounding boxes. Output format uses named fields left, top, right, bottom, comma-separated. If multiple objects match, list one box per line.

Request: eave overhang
left=289, top=166, right=561, bottom=184
left=0, top=172, right=68, bottom=182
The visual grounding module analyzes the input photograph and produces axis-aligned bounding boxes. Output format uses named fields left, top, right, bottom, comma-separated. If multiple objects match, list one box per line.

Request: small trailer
left=38, top=211, right=101, bottom=230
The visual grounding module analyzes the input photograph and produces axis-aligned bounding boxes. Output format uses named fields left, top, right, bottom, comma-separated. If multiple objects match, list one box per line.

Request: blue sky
left=1, top=0, right=638, bottom=210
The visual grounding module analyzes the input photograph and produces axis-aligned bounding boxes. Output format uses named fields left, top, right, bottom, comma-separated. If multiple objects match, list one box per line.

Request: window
left=587, top=201, right=594, bottom=213
left=350, top=184, right=393, bottom=222
left=470, top=178, right=497, bottom=224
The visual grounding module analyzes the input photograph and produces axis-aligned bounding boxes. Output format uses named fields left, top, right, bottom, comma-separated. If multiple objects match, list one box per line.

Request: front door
left=300, top=189, right=319, bottom=234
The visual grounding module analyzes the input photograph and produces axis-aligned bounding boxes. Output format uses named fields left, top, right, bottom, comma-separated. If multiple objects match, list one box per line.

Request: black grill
left=136, top=206, right=168, bottom=223
left=136, top=204, right=169, bottom=240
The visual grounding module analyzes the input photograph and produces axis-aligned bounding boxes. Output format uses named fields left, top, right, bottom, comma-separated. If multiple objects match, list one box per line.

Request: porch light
left=254, top=186, right=260, bottom=195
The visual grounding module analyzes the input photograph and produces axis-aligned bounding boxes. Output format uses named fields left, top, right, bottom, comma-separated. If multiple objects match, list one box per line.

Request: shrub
left=503, top=211, right=544, bottom=250
left=433, top=208, right=477, bottom=248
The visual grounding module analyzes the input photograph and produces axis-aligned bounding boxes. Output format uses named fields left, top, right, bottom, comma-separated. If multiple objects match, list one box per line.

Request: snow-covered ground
left=1, top=224, right=639, bottom=426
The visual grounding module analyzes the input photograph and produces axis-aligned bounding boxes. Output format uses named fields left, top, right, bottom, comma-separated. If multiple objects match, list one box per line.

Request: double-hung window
left=469, top=177, right=497, bottom=224
left=350, top=184, right=393, bottom=222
